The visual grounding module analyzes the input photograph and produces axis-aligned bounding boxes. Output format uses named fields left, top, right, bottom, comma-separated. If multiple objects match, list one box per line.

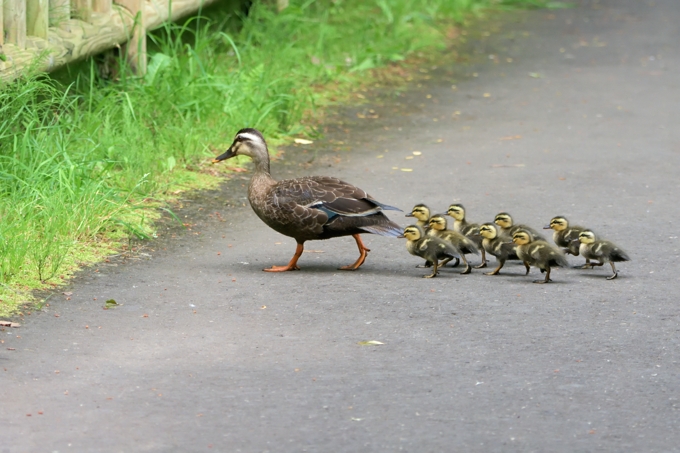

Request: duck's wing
left=273, top=176, right=400, bottom=217
left=271, top=176, right=402, bottom=238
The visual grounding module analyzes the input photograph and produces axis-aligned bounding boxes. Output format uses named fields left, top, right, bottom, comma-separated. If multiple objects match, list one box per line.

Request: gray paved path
left=3, top=1, right=679, bottom=451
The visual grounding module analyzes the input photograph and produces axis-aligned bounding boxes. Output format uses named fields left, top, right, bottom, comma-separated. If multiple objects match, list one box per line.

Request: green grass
left=0, top=0, right=551, bottom=316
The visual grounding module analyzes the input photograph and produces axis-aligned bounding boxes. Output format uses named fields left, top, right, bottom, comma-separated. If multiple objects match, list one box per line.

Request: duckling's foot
left=532, top=279, right=552, bottom=284
left=576, top=264, right=592, bottom=269
left=460, top=265, right=472, bottom=275
left=473, top=261, right=488, bottom=269
left=423, top=273, right=438, bottom=278
left=416, top=262, right=433, bottom=268
left=607, top=272, right=618, bottom=280
left=263, top=243, right=303, bottom=272
left=339, top=234, right=370, bottom=270
left=449, top=258, right=460, bottom=268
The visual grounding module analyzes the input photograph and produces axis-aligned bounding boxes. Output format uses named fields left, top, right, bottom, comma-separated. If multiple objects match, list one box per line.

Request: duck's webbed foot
left=264, top=243, right=304, bottom=272
left=606, top=262, right=618, bottom=280
left=448, top=257, right=460, bottom=268
left=473, top=261, right=488, bottom=269
left=533, top=267, right=552, bottom=283
left=340, top=234, right=370, bottom=270
left=460, top=256, right=472, bottom=275
left=416, top=261, right=433, bottom=268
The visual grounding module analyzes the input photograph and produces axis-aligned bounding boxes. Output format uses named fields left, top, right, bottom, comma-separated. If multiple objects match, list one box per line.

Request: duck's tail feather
left=369, top=199, right=402, bottom=212
left=360, top=221, right=403, bottom=238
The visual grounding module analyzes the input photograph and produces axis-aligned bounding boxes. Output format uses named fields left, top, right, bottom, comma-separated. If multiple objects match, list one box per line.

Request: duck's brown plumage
left=214, top=128, right=401, bottom=271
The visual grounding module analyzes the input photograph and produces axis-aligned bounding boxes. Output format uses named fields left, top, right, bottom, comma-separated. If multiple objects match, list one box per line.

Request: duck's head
left=213, top=128, right=268, bottom=163
left=447, top=204, right=465, bottom=221
left=406, top=204, right=431, bottom=221
left=479, top=223, right=498, bottom=239
left=512, top=230, right=533, bottom=246
left=578, top=230, right=596, bottom=244
left=403, top=225, right=424, bottom=241
left=428, top=214, right=448, bottom=231
left=545, top=216, right=569, bottom=231
left=494, top=212, right=514, bottom=229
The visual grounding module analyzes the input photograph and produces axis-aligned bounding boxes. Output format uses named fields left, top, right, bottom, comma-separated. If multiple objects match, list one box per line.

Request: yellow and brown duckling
left=406, top=204, right=431, bottom=229
left=512, top=230, right=569, bottom=283
left=544, top=216, right=586, bottom=256
left=446, top=203, right=487, bottom=268
left=494, top=212, right=546, bottom=242
left=212, top=128, right=402, bottom=272
left=479, top=223, right=519, bottom=276
left=427, top=214, right=479, bottom=274
left=578, top=230, right=630, bottom=280
left=403, top=225, right=461, bottom=278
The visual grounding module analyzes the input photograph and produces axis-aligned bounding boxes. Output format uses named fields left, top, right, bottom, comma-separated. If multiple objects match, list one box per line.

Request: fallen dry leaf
left=294, top=138, right=314, bottom=145
left=412, top=151, right=422, bottom=156
left=401, top=168, right=413, bottom=172
left=358, top=340, right=384, bottom=346
left=500, top=135, right=522, bottom=140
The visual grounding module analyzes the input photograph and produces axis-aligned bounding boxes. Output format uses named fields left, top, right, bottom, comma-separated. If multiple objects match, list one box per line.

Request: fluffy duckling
left=403, top=225, right=461, bottom=278
left=446, top=204, right=487, bottom=268
left=512, top=230, right=569, bottom=283
left=544, top=216, right=586, bottom=256
left=494, top=212, right=546, bottom=241
left=578, top=230, right=630, bottom=280
left=479, top=223, right=519, bottom=276
left=427, top=214, right=479, bottom=274
left=406, top=204, right=431, bottom=229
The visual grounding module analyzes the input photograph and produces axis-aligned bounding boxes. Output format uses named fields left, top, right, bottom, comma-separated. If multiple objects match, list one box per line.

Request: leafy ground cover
left=0, top=0, right=564, bottom=316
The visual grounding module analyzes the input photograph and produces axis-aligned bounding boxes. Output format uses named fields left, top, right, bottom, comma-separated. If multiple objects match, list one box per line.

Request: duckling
left=446, top=203, right=487, bottom=268
left=544, top=216, right=586, bottom=256
left=427, top=214, right=479, bottom=274
left=479, top=223, right=519, bottom=276
left=512, top=230, right=569, bottom=283
left=578, top=230, right=630, bottom=280
left=406, top=204, right=431, bottom=229
left=403, top=225, right=461, bottom=278
left=212, top=128, right=402, bottom=271
left=494, top=212, right=546, bottom=241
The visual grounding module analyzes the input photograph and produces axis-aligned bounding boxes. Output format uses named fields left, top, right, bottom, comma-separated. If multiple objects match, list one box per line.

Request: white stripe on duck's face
left=237, top=132, right=265, bottom=144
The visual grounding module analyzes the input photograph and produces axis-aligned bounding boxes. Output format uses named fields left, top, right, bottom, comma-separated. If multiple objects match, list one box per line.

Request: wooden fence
left=0, top=0, right=221, bottom=81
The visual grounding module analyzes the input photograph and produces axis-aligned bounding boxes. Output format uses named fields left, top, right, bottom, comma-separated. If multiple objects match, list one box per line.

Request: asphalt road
left=3, top=1, right=679, bottom=451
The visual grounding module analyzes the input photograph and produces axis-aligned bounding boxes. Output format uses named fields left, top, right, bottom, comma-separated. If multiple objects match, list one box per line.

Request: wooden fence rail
left=1, top=0, right=221, bottom=82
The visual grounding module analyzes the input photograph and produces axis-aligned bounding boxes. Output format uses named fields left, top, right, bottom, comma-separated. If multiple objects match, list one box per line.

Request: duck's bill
left=543, top=225, right=551, bottom=229
left=212, top=148, right=236, bottom=163
left=405, top=213, right=415, bottom=217
left=397, top=234, right=405, bottom=238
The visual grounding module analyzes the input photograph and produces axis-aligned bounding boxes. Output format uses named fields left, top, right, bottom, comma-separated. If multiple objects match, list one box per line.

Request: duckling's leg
left=424, top=260, right=439, bottom=278
left=533, top=266, right=552, bottom=284
left=416, top=260, right=433, bottom=268
left=339, top=234, right=371, bottom=270
left=485, top=258, right=505, bottom=276
left=459, top=254, right=472, bottom=275
left=449, top=257, right=460, bottom=268
left=474, top=249, right=488, bottom=269
left=264, top=242, right=303, bottom=272
left=523, top=262, right=531, bottom=275
left=607, top=262, right=618, bottom=280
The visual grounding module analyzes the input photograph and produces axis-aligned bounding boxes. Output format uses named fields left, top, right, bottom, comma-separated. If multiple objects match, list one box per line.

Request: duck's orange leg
left=264, top=243, right=303, bottom=272
left=339, top=234, right=371, bottom=271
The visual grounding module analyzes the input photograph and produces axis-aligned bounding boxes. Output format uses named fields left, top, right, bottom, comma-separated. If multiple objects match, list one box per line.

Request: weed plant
left=0, top=0, right=558, bottom=315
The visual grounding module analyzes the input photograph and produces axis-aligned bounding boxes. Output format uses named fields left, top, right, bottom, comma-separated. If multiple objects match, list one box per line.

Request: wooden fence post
left=27, top=0, right=49, bottom=39
left=72, top=0, right=92, bottom=22
left=93, top=0, right=112, bottom=14
left=49, top=0, right=71, bottom=27
left=116, top=0, right=146, bottom=75
left=4, top=0, right=27, bottom=48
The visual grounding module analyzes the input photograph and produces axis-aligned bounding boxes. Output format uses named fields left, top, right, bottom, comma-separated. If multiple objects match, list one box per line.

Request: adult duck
left=213, top=128, right=402, bottom=272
